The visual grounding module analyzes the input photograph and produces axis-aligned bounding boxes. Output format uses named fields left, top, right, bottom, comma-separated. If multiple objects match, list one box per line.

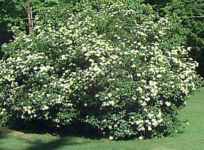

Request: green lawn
left=0, top=88, right=204, bottom=150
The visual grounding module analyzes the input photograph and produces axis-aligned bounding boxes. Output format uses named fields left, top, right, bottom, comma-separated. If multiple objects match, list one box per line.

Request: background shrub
left=0, top=1, right=201, bottom=139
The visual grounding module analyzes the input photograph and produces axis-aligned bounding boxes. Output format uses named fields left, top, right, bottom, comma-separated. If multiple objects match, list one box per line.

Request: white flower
left=136, top=120, right=143, bottom=125
left=152, top=119, right=159, bottom=127
left=165, top=101, right=171, bottom=107
left=137, top=73, right=141, bottom=77
left=109, top=136, right=114, bottom=140
left=157, top=111, right=162, bottom=118
left=42, top=105, right=49, bottom=110
left=136, top=87, right=143, bottom=93
left=145, top=97, right=150, bottom=102
left=109, top=100, right=115, bottom=106
left=108, top=93, right=113, bottom=97
left=156, top=74, right=162, bottom=78
left=131, top=64, right=136, bottom=68
left=138, top=127, right=145, bottom=131
left=148, top=126, right=152, bottom=131
left=141, top=101, right=147, bottom=106
left=67, top=103, right=73, bottom=107
left=147, top=113, right=154, bottom=119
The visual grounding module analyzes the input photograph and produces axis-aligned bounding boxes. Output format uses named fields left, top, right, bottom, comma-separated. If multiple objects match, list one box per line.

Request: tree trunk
left=26, top=0, right=33, bottom=34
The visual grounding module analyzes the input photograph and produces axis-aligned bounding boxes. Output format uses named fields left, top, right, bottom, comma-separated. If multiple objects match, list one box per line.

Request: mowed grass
left=0, top=88, right=204, bottom=150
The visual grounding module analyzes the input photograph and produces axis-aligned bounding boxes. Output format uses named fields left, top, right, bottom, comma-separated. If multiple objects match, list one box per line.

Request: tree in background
left=0, top=0, right=24, bottom=44
left=145, top=0, right=204, bottom=76
left=0, top=0, right=63, bottom=45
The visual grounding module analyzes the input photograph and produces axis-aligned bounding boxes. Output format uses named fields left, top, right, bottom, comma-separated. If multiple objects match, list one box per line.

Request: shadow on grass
left=0, top=126, right=91, bottom=150
left=0, top=120, right=102, bottom=150
left=27, top=137, right=89, bottom=150
left=0, top=127, right=13, bottom=138
left=9, top=120, right=104, bottom=140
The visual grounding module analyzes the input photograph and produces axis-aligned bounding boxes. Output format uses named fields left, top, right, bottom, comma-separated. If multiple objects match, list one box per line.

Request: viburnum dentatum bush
left=0, top=1, right=201, bottom=139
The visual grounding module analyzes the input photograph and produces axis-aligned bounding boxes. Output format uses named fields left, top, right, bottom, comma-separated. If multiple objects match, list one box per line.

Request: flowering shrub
left=0, top=1, right=200, bottom=139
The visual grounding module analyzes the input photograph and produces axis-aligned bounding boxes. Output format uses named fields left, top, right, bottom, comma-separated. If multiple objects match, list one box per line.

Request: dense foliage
left=0, top=1, right=200, bottom=140
left=145, top=0, right=204, bottom=76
